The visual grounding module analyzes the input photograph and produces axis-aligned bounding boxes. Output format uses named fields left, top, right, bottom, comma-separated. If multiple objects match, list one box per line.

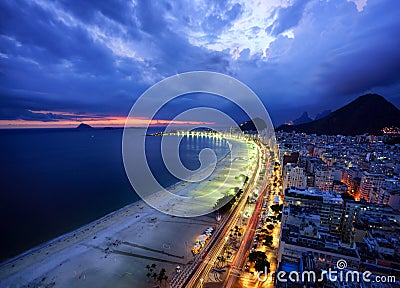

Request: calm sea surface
left=0, top=127, right=229, bottom=261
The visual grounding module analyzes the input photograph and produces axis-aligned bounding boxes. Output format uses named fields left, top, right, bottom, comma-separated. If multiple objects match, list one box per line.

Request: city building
left=278, top=188, right=359, bottom=271
left=342, top=167, right=363, bottom=196
left=275, top=131, right=400, bottom=285
left=313, top=165, right=334, bottom=191
left=282, top=163, right=307, bottom=191
left=359, top=172, right=386, bottom=201
left=332, top=180, right=348, bottom=194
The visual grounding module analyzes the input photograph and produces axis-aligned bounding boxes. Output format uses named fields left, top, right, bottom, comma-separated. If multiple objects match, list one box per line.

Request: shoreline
left=0, top=201, right=139, bottom=268
left=0, top=134, right=231, bottom=267
left=0, top=136, right=251, bottom=287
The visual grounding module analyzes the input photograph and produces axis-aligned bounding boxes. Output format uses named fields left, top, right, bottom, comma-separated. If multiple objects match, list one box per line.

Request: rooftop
left=285, top=187, right=343, bottom=205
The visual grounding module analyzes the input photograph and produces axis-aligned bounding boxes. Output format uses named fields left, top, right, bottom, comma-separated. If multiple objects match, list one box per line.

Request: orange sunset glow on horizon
left=0, top=110, right=216, bottom=129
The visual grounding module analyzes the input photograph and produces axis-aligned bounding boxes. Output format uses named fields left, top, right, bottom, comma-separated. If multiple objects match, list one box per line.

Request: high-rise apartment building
left=282, top=163, right=307, bottom=191
left=359, top=172, right=385, bottom=201
left=313, top=165, right=334, bottom=191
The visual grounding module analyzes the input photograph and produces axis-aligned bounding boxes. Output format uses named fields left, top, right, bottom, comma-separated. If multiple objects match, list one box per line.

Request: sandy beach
left=0, top=136, right=252, bottom=288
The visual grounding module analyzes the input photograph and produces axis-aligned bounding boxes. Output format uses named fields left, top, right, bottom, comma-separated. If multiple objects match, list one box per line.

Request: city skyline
left=1, top=2, right=400, bottom=285
left=1, top=0, right=400, bottom=128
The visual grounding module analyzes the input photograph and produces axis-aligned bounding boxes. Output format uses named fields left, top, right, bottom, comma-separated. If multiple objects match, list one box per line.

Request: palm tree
left=216, top=255, right=227, bottom=268
left=157, top=268, right=168, bottom=286
left=216, top=256, right=222, bottom=268
left=145, top=264, right=169, bottom=287
left=224, top=242, right=232, bottom=251
left=220, top=255, right=226, bottom=267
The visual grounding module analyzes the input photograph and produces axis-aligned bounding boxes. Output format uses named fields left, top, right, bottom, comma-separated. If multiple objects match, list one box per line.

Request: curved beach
left=0, top=136, right=252, bottom=288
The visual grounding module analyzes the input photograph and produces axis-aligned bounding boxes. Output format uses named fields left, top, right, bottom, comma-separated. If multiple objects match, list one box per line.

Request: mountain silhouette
left=277, top=94, right=400, bottom=135
left=239, top=117, right=268, bottom=132
left=76, top=123, right=94, bottom=129
left=293, top=112, right=313, bottom=125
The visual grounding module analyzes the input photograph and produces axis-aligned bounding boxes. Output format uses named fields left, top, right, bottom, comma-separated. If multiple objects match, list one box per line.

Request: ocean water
left=0, top=127, right=229, bottom=262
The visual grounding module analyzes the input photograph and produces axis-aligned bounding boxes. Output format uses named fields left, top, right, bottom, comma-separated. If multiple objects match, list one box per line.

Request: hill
left=239, top=117, right=268, bottom=132
left=76, top=123, right=94, bottom=129
left=277, top=94, right=400, bottom=135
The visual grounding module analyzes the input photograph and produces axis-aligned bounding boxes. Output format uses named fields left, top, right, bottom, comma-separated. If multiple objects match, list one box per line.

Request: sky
left=1, top=0, right=400, bottom=127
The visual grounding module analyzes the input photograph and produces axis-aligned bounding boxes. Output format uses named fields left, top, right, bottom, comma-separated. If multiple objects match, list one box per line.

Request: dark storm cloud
left=267, top=0, right=311, bottom=36
left=0, top=108, right=86, bottom=122
left=235, top=0, right=400, bottom=124
left=0, top=90, right=84, bottom=121
left=318, top=39, right=400, bottom=96
left=56, top=0, right=143, bottom=41
left=0, top=0, right=399, bottom=126
left=0, top=0, right=233, bottom=121
left=152, top=92, right=252, bottom=127
left=136, top=1, right=167, bottom=35
left=316, top=0, right=400, bottom=96
left=0, top=0, right=115, bottom=74
left=0, top=0, right=140, bottom=118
